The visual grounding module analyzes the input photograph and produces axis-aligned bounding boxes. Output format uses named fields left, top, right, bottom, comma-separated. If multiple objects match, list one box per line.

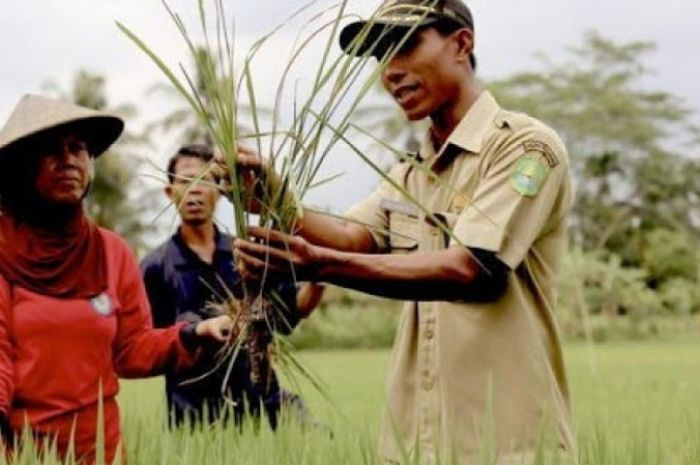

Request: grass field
left=111, top=340, right=700, bottom=464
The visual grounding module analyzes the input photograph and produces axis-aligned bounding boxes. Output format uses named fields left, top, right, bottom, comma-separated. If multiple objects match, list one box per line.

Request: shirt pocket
left=425, top=211, right=458, bottom=250
left=388, top=212, right=421, bottom=253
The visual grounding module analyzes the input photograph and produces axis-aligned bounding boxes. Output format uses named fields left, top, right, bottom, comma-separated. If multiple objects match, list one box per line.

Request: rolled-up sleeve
left=450, top=139, right=572, bottom=270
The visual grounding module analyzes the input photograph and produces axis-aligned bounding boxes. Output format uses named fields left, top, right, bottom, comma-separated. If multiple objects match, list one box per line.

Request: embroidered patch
left=523, top=140, right=559, bottom=168
left=90, top=293, right=113, bottom=316
left=511, top=157, right=550, bottom=197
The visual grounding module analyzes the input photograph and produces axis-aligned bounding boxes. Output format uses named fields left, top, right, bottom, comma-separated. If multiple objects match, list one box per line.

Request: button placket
left=417, top=302, right=438, bottom=457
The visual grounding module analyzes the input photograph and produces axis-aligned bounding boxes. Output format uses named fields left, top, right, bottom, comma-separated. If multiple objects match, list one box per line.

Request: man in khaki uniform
left=234, top=0, right=576, bottom=463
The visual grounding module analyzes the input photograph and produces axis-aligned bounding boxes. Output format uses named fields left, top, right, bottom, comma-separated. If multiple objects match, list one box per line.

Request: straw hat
left=0, top=94, right=124, bottom=162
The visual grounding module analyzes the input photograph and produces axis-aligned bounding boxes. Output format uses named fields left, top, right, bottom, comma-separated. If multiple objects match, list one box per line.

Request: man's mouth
left=393, top=84, right=420, bottom=105
left=185, top=200, right=204, bottom=209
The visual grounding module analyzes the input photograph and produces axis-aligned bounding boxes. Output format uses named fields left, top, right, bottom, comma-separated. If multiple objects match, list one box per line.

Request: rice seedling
left=115, top=0, right=442, bottom=404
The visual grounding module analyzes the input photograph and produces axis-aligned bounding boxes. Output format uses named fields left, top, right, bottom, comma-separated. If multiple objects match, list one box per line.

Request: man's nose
left=382, top=60, right=407, bottom=87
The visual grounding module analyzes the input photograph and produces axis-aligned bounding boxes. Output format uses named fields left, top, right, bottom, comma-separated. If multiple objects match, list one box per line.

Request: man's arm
left=317, top=246, right=507, bottom=302
left=235, top=228, right=507, bottom=303
left=295, top=210, right=377, bottom=253
left=296, top=283, right=325, bottom=317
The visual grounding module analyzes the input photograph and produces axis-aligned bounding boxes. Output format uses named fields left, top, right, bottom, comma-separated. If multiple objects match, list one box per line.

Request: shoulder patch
left=511, top=156, right=550, bottom=197
left=522, top=140, right=559, bottom=168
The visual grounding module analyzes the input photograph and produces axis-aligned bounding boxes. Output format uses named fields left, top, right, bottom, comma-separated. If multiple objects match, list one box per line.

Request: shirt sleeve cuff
left=178, top=322, right=200, bottom=353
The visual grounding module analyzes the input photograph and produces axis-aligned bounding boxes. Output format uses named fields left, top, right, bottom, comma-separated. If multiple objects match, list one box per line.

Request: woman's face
left=33, top=133, right=92, bottom=205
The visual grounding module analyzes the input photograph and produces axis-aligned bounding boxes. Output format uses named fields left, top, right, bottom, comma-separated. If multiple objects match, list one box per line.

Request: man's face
left=381, top=26, right=468, bottom=121
left=167, top=156, right=220, bottom=226
left=34, top=133, right=92, bottom=205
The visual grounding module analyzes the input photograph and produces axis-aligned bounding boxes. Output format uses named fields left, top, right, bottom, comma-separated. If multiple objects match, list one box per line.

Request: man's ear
left=452, top=28, right=474, bottom=64
left=165, top=184, right=175, bottom=202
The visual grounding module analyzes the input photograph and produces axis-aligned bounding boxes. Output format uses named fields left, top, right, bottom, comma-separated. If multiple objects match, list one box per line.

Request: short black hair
left=166, top=144, right=217, bottom=184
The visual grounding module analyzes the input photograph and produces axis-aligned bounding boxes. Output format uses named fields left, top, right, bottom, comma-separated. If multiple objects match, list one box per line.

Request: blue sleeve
left=140, top=255, right=176, bottom=329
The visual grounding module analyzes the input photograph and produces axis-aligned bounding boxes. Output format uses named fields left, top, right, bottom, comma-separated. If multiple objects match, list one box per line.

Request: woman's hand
left=194, top=315, right=233, bottom=343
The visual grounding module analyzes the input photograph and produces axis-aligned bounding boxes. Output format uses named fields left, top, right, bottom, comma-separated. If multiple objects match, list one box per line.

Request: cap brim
left=0, top=115, right=124, bottom=163
left=339, top=17, right=438, bottom=57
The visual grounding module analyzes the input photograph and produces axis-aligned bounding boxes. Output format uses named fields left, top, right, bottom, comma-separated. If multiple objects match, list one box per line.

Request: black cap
left=339, top=0, right=474, bottom=57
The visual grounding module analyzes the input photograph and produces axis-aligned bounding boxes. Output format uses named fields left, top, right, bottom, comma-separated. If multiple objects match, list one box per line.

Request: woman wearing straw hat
left=0, top=94, right=232, bottom=464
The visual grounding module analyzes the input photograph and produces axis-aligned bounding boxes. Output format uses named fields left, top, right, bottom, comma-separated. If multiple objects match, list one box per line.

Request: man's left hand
left=233, top=226, right=322, bottom=282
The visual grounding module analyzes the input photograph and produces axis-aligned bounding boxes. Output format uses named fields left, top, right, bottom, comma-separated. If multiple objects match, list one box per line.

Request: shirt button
left=422, top=379, right=434, bottom=391
left=425, top=329, right=435, bottom=340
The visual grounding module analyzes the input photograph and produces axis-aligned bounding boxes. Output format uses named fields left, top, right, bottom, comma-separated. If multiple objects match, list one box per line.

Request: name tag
left=380, top=198, right=420, bottom=218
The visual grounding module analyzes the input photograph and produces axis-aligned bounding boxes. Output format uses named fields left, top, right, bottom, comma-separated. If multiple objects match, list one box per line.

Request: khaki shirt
left=346, top=91, right=576, bottom=464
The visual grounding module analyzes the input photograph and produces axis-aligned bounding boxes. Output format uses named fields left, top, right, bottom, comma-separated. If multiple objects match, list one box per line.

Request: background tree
left=148, top=47, right=213, bottom=144
left=488, top=31, right=700, bottom=332
left=489, top=31, right=699, bottom=257
left=148, top=46, right=270, bottom=145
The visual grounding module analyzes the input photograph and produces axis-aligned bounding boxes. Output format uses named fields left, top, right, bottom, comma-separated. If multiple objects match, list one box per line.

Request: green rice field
left=7, top=341, right=700, bottom=464
left=109, top=340, right=700, bottom=464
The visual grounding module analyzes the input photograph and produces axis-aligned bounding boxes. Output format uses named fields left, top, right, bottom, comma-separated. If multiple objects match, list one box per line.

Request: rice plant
left=115, top=0, right=446, bottom=404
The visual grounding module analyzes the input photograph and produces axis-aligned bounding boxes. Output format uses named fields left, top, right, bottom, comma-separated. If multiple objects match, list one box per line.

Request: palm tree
left=148, top=46, right=271, bottom=146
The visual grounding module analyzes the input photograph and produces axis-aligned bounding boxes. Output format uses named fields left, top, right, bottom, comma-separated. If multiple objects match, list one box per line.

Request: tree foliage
left=490, top=31, right=700, bottom=333
left=490, top=31, right=700, bottom=258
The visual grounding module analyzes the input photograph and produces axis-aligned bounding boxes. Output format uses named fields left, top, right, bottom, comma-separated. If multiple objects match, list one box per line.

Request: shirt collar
left=418, top=90, right=502, bottom=166
left=170, top=225, right=231, bottom=268
left=213, top=226, right=232, bottom=253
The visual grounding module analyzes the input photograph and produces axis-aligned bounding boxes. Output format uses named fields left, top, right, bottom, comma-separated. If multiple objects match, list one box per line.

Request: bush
left=641, top=228, right=699, bottom=284
left=558, top=247, right=700, bottom=340
left=287, top=287, right=400, bottom=350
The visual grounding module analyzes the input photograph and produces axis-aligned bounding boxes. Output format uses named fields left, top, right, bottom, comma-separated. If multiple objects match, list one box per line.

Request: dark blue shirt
left=140, top=227, right=299, bottom=426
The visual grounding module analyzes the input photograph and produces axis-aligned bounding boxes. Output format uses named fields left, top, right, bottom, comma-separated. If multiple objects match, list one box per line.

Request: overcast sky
left=1, top=0, right=698, bottom=237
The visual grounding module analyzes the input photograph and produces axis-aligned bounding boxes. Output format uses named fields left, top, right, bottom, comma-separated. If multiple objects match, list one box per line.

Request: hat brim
left=339, top=17, right=438, bottom=57
left=0, top=115, right=124, bottom=163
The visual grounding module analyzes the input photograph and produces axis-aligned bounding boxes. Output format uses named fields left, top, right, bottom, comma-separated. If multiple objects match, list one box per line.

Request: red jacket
left=0, top=228, right=194, bottom=463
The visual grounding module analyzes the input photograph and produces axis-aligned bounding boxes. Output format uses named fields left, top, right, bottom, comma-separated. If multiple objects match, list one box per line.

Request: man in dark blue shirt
left=141, top=144, right=319, bottom=428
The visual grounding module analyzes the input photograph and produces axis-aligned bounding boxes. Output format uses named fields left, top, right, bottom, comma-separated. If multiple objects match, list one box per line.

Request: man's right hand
left=214, top=147, right=293, bottom=217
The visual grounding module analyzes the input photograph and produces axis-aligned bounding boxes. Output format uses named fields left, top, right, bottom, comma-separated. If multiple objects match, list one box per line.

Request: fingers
left=208, top=315, right=234, bottom=342
left=236, top=147, right=263, bottom=170
left=235, top=243, right=290, bottom=277
left=245, top=226, right=290, bottom=245
left=235, top=247, right=274, bottom=277
left=211, top=146, right=263, bottom=171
